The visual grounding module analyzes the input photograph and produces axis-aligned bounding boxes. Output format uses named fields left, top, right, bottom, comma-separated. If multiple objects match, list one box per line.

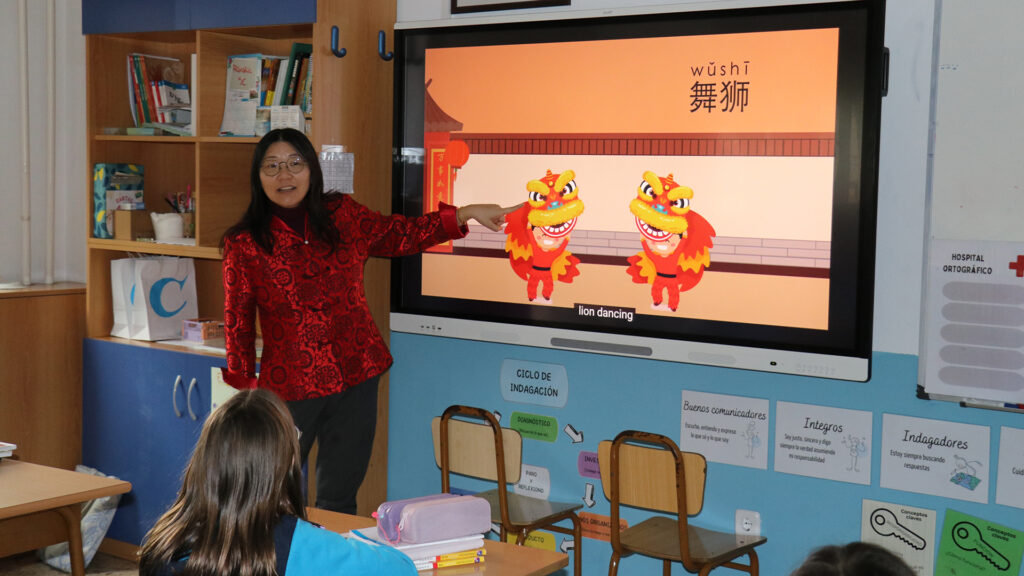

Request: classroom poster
left=880, top=414, right=990, bottom=503
left=935, top=509, right=1024, bottom=576
left=861, top=499, right=936, bottom=576
left=773, top=401, right=872, bottom=484
left=922, top=238, right=1024, bottom=405
left=995, top=426, right=1024, bottom=509
left=513, top=463, right=551, bottom=499
left=500, top=359, right=569, bottom=408
left=679, top=390, right=769, bottom=469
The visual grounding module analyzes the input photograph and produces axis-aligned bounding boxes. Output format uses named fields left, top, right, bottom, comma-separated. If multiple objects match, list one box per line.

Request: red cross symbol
left=1010, top=255, right=1024, bottom=277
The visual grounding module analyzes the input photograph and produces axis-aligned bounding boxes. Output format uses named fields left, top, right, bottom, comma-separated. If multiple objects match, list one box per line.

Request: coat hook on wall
left=330, top=25, right=347, bottom=58
left=378, top=30, right=393, bottom=61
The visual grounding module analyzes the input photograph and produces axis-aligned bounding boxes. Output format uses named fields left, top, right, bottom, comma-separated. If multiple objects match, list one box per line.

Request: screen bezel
left=391, top=1, right=885, bottom=381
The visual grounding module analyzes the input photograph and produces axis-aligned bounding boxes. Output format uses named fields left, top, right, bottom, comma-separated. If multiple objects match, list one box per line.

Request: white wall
left=0, top=0, right=86, bottom=286
left=396, top=0, right=934, bottom=356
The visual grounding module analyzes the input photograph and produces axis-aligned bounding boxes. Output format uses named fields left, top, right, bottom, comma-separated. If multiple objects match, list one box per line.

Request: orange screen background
left=426, top=28, right=839, bottom=134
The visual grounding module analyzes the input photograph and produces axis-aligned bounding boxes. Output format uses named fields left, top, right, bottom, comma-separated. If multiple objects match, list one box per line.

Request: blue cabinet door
left=82, top=0, right=189, bottom=34
left=187, top=0, right=316, bottom=30
left=82, top=339, right=218, bottom=545
left=83, top=0, right=315, bottom=34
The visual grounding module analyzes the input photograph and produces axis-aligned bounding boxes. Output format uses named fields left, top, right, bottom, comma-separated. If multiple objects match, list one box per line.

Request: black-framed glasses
left=260, top=155, right=308, bottom=176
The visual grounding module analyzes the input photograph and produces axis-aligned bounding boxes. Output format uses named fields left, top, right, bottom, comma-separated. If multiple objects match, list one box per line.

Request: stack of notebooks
left=0, top=441, right=16, bottom=459
left=346, top=528, right=487, bottom=571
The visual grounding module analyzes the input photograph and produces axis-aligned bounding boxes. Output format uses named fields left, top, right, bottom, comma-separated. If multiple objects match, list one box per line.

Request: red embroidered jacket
left=221, top=195, right=466, bottom=401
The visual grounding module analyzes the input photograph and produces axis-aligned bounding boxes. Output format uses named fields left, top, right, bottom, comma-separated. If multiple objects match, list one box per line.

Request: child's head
left=183, top=387, right=304, bottom=520
left=791, top=542, right=914, bottom=576
left=140, top=388, right=305, bottom=576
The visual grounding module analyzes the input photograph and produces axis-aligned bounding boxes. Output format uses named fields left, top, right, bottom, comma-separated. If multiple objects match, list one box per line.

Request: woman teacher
left=221, top=128, right=518, bottom=513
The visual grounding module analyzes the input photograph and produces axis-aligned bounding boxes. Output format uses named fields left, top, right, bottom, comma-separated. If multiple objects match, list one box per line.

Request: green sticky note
left=509, top=411, right=558, bottom=442
left=935, top=509, right=1024, bottom=576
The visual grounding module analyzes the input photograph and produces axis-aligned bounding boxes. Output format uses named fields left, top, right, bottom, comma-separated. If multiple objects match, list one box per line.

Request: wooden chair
left=432, top=405, right=582, bottom=576
left=598, top=430, right=766, bottom=576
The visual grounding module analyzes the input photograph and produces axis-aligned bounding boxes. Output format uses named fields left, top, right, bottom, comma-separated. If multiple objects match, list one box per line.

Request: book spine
left=264, top=58, right=279, bottom=106
left=133, top=55, right=152, bottom=124
left=128, top=56, right=144, bottom=127
left=301, top=54, right=313, bottom=114
left=272, top=58, right=288, bottom=106
left=286, top=53, right=307, bottom=105
left=414, top=556, right=484, bottom=570
left=136, top=54, right=153, bottom=122
left=435, top=549, right=486, bottom=562
left=260, top=57, right=272, bottom=106
left=140, top=55, right=159, bottom=123
left=295, top=57, right=308, bottom=110
left=150, top=81, right=164, bottom=123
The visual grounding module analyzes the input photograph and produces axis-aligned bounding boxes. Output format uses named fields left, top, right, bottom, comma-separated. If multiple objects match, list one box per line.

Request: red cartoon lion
left=505, top=169, right=584, bottom=302
left=627, top=171, right=715, bottom=311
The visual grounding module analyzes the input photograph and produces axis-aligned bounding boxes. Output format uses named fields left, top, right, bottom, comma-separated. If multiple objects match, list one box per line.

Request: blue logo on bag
left=150, top=274, right=190, bottom=317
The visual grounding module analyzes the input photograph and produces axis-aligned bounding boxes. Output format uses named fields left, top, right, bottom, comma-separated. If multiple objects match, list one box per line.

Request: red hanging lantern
left=444, top=139, right=470, bottom=169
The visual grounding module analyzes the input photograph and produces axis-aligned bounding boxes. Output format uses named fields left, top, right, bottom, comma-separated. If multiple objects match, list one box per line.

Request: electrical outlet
left=735, top=509, right=761, bottom=537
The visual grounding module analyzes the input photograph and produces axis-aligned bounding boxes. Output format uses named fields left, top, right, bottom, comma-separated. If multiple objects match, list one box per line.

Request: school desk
left=0, top=459, right=131, bottom=576
left=307, top=507, right=570, bottom=576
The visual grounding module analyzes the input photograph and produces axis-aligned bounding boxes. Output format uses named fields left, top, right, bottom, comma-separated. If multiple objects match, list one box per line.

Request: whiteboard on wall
left=920, top=0, right=1024, bottom=406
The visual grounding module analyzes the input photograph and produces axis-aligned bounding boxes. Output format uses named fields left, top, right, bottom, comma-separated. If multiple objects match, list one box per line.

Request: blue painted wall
left=387, top=335, right=1024, bottom=575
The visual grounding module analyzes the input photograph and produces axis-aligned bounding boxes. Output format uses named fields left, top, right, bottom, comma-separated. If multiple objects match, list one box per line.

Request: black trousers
left=286, top=375, right=379, bottom=514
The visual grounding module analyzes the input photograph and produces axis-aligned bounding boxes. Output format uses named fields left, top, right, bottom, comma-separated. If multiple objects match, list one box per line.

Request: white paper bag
left=128, top=256, right=198, bottom=341
left=109, top=258, right=135, bottom=338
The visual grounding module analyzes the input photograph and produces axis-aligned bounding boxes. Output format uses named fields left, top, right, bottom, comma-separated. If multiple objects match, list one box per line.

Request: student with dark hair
left=139, top=388, right=416, bottom=576
left=791, top=541, right=915, bottom=576
left=220, top=128, right=519, bottom=514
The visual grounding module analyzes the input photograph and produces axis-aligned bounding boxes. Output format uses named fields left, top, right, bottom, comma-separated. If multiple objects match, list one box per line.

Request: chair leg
left=570, top=514, right=582, bottom=576
left=516, top=528, right=529, bottom=546
left=663, top=559, right=672, bottom=576
left=719, top=551, right=761, bottom=576
left=608, top=552, right=620, bottom=576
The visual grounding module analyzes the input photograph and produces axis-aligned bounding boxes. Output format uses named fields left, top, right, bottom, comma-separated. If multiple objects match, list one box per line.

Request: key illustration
left=952, top=521, right=1010, bottom=570
left=870, top=508, right=926, bottom=550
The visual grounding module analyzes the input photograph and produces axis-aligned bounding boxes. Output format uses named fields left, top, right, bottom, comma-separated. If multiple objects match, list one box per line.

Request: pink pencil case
left=374, top=493, right=491, bottom=544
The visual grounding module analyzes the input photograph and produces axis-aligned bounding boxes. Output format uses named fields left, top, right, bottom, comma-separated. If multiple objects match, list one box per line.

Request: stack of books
left=346, top=529, right=487, bottom=571
left=0, top=441, right=16, bottom=459
left=126, top=52, right=191, bottom=134
left=413, top=548, right=486, bottom=571
left=220, top=42, right=313, bottom=137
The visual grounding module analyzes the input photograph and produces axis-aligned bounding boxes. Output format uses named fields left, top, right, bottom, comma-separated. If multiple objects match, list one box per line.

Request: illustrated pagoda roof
left=424, top=79, right=463, bottom=132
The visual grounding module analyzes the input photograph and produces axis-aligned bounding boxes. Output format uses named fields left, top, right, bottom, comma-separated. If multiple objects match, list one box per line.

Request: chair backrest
left=432, top=412, right=523, bottom=484
left=598, top=432, right=707, bottom=517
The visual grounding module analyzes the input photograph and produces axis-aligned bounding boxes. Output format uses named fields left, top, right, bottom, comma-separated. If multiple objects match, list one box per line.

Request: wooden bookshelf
left=85, top=25, right=313, bottom=341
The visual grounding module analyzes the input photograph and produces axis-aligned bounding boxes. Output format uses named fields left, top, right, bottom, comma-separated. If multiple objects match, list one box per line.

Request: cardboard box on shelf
left=182, top=318, right=224, bottom=344
left=113, top=210, right=154, bottom=240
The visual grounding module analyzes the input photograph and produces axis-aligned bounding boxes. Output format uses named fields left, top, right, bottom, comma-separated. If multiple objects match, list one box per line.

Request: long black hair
left=221, top=128, right=340, bottom=253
